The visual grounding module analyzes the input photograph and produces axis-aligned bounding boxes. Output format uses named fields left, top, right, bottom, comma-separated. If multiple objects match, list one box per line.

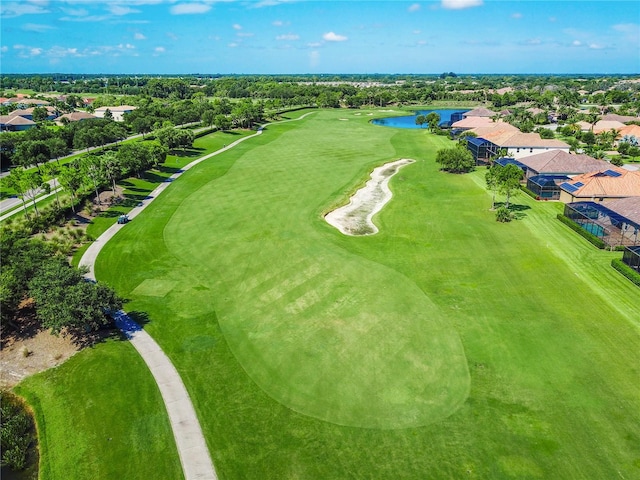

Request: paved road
left=0, top=121, right=213, bottom=215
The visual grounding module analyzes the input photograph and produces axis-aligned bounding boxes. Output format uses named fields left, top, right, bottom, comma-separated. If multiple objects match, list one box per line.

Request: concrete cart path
left=79, top=112, right=314, bottom=480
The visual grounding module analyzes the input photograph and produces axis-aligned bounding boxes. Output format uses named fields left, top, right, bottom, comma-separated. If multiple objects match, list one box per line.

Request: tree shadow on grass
left=169, top=147, right=205, bottom=158
left=495, top=202, right=531, bottom=220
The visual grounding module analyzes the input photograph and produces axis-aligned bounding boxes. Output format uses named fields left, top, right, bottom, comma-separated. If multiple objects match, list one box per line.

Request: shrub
left=556, top=214, right=606, bottom=249
left=495, top=206, right=512, bottom=222
left=0, top=391, right=35, bottom=472
left=611, top=258, right=640, bottom=287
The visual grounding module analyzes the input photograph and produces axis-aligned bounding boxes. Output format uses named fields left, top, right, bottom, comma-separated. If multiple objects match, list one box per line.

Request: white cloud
left=441, top=0, right=483, bottom=10
left=1, top=2, right=50, bottom=17
left=413, top=29, right=421, bottom=35
left=30, top=47, right=43, bottom=56
left=511, top=12, right=522, bottom=19
left=154, top=46, right=165, bottom=52
left=60, top=7, right=88, bottom=17
left=228, top=42, right=239, bottom=48
left=613, top=23, right=640, bottom=43
left=572, top=40, right=582, bottom=46
left=108, top=5, right=140, bottom=16
left=134, top=32, right=146, bottom=40
left=307, top=42, right=322, bottom=48
left=408, top=3, right=420, bottom=12
left=22, top=23, right=55, bottom=32
left=166, top=32, right=178, bottom=40
left=273, top=20, right=290, bottom=27
left=170, top=3, right=211, bottom=15
left=323, top=31, right=347, bottom=42
left=589, top=43, right=604, bottom=50
left=1, top=46, right=9, bottom=53
left=276, top=34, right=299, bottom=41
left=233, top=23, right=242, bottom=30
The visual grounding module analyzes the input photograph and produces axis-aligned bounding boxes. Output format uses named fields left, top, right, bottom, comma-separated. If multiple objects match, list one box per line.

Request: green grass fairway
left=14, top=341, right=183, bottom=480
left=22, top=109, right=640, bottom=478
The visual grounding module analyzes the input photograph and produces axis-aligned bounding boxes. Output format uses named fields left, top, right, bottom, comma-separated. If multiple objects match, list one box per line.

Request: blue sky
left=1, top=0, right=638, bottom=74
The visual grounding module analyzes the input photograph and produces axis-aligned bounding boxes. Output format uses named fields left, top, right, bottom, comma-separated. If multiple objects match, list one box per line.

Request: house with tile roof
left=0, top=115, right=37, bottom=131
left=482, top=131, right=570, bottom=160
left=559, top=167, right=640, bottom=203
left=517, top=150, right=610, bottom=178
left=451, top=116, right=496, bottom=130
left=55, top=111, right=98, bottom=125
left=462, top=107, right=497, bottom=118
left=8, top=106, right=58, bottom=121
left=94, top=105, right=137, bottom=122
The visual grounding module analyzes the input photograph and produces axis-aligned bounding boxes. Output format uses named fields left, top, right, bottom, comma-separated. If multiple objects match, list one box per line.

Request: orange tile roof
left=518, top=150, right=609, bottom=174
left=561, top=168, right=640, bottom=198
left=617, top=125, right=640, bottom=139
left=463, top=107, right=497, bottom=118
left=451, top=116, right=496, bottom=129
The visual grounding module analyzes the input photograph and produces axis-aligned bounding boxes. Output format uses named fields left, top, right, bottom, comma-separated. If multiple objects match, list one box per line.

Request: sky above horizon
left=1, top=0, right=639, bottom=75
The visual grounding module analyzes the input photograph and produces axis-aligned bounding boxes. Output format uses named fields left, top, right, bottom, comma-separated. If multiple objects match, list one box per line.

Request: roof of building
left=56, top=111, right=97, bottom=122
left=617, top=124, right=640, bottom=139
left=602, top=196, right=640, bottom=225
left=517, top=150, right=610, bottom=175
left=484, top=131, right=570, bottom=149
left=94, top=105, right=137, bottom=112
left=560, top=167, right=640, bottom=198
left=451, top=116, right=497, bottom=129
left=593, top=120, right=627, bottom=133
left=463, top=107, right=497, bottom=118
left=0, top=115, right=37, bottom=126
left=462, top=107, right=497, bottom=118
left=5, top=98, right=50, bottom=106
left=469, top=122, right=520, bottom=139
left=8, top=106, right=57, bottom=117
left=601, top=113, right=638, bottom=123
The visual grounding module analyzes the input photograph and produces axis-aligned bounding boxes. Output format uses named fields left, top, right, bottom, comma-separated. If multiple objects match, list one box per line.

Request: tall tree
left=496, top=163, right=523, bottom=209
left=57, top=161, right=85, bottom=212
left=3, top=167, right=30, bottom=218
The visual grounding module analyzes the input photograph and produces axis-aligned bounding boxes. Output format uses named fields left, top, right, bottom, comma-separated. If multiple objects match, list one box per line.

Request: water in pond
left=371, top=109, right=470, bottom=129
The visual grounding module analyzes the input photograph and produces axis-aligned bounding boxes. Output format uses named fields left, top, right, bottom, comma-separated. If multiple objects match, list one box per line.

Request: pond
left=371, top=109, right=470, bottom=129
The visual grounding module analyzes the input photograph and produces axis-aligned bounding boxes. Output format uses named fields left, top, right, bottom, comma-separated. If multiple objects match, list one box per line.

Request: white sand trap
left=339, top=118, right=349, bottom=121
left=354, top=113, right=362, bottom=116
left=325, top=158, right=415, bottom=236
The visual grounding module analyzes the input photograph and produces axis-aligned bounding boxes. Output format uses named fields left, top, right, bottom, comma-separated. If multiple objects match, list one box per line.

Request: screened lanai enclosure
left=564, top=202, right=640, bottom=248
left=622, top=246, right=640, bottom=272
left=526, top=175, right=569, bottom=200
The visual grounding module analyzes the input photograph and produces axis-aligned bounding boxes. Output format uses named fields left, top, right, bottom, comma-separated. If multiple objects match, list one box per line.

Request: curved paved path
left=79, top=113, right=314, bottom=480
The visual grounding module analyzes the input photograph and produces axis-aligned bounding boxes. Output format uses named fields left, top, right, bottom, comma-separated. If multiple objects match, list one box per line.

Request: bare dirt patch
left=0, top=301, right=80, bottom=389
left=325, top=158, right=415, bottom=236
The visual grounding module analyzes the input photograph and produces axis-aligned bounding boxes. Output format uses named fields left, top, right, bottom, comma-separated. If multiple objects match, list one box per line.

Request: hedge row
left=556, top=214, right=606, bottom=249
left=611, top=258, right=640, bottom=288
left=520, top=185, right=538, bottom=199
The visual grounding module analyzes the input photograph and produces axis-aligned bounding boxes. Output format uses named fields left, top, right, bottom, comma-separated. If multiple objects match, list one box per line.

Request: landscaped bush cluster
left=0, top=391, right=35, bottom=471
left=611, top=258, right=640, bottom=287
left=557, top=214, right=606, bottom=249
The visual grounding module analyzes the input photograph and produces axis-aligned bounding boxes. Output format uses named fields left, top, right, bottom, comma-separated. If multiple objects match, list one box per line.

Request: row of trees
left=1, top=229, right=122, bottom=336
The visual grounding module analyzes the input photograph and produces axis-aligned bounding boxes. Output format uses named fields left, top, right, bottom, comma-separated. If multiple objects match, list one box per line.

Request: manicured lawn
left=14, top=340, right=183, bottom=480
left=19, top=108, right=640, bottom=479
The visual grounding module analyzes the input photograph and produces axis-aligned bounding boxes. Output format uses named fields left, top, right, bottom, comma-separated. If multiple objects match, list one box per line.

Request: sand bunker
left=325, top=158, right=415, bottom=236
